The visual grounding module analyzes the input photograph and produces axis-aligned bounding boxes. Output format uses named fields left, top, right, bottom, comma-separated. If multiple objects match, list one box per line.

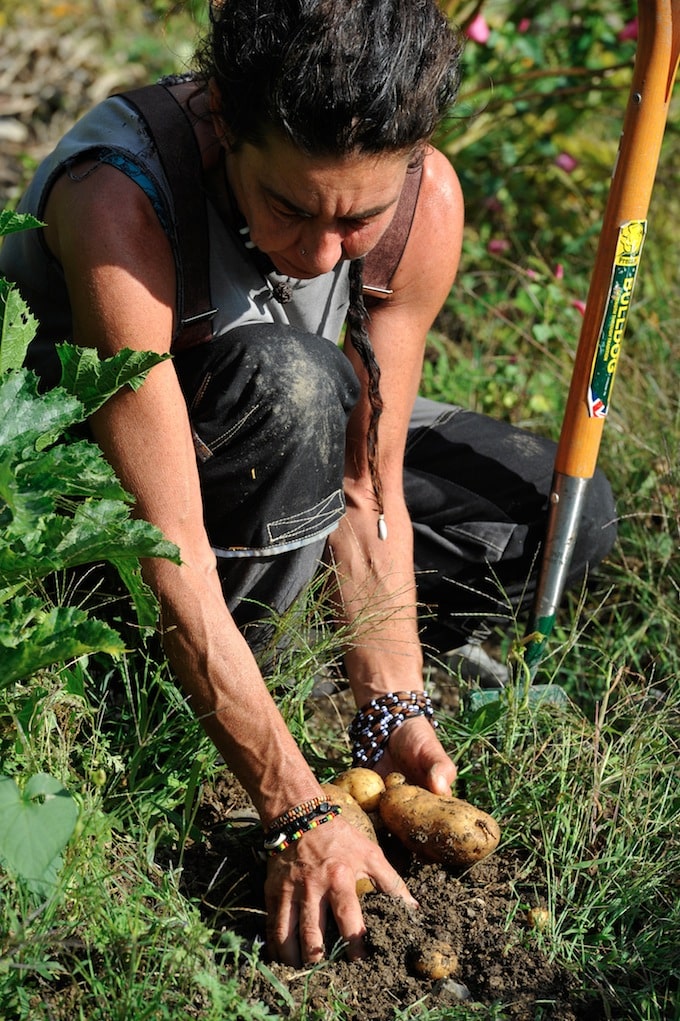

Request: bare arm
left=327, top=149, right=464, bottom=791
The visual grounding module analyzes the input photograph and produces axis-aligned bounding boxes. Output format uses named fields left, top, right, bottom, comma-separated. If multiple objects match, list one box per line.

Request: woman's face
left=225, top=130, right=411, bottom=278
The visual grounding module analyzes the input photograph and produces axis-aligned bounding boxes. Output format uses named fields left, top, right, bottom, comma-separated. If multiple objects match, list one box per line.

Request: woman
left=0, top=0, right=615, bottom=965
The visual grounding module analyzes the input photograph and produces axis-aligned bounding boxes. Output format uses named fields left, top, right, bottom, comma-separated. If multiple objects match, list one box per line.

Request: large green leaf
left=17, top=439, right=130, bottom=503
left=0, top=370, right=83, bottom=455
left=0, top=500, right=178, bottom=589
left=57, top=344, right=170, bottom=417
left=0, top=281, right=38, bottom=374
left=0, top=773, right=78, bottom=892
left=54, top=499, right=180, bottom=567
left=0, top=605, right=125, bottom=686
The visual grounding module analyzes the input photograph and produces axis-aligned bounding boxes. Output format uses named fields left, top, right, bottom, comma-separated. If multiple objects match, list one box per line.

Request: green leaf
left=18, top=439, right=130, bottom=503
left=0, top=605, right=125, bottom=686
left=0, top=210, right=43, bottom=238
left=56, top=344, right=170, bottom=417
left=110, top=557, right=161, bottom=629
left=0, top=281, right=38, bottom=374
left=54, top=499, right=180, bottom=570
left=0, top=773, right=79, bottom=891
left=0, top=370, right=83, bottom=457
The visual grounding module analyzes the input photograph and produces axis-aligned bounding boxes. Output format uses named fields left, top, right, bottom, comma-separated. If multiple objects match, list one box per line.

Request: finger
left=426, top=760, right=457, bottom=795
left=265, top=889, right=301, bottom=968
left=374, top=866, right=419, bottom=911
left=298, top=895, right=327, bottom=965
left=327, top=882, right=368, bottom=962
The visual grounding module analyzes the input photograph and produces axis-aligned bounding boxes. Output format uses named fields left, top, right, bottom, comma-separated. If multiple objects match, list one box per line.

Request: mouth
left=269, top=253, right=316, bottom=279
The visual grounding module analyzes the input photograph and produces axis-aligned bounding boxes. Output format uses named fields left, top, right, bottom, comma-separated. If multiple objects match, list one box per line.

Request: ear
left=208, top=78, right=232, bottom=149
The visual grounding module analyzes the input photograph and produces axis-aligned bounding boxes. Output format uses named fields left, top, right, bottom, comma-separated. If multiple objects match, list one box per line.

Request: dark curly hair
left=195, top=0, right=463, bottom=530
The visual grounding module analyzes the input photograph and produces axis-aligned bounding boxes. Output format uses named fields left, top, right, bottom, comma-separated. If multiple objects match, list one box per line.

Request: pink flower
left=554, top=263, right=564, bottom=280
left=487, top=238, right=510, bottom=255
left=517, top=18, right=531, bottom=33
left=618, top=18, right=638, bottom=42
left=555, top=152, right=578, bottom=173
left=466, top=13, right=490, bottom=44
left=572, top=299, right=587, bottom=316
left=484, top=195, right=503, bottom=214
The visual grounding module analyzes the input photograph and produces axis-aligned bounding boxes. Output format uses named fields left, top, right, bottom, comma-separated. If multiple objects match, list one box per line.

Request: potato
left=320, top=783, right=378, bottom=844
left=378, top=773, right=500, bottom=867
left=526, top=907, right=551, bottom=931
left=330, top=767, right=386, bottom=812
left=409, top=940, right=459, bottom=980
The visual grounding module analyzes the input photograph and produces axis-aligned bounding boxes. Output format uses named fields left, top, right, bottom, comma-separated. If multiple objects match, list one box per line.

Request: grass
left=1, top=1, right=679, bottom=1019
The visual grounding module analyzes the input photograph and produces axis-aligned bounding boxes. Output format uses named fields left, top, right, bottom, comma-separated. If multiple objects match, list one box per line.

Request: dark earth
left=161, top=683, right=606, bottom=1021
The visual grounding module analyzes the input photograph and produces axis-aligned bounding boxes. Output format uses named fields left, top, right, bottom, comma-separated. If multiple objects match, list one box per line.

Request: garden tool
left=469, top=0, right=680, bottom=711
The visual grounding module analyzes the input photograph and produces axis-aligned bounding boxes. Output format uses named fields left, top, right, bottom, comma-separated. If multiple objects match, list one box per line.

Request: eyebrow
left=264, top=186, right=399, bottom=222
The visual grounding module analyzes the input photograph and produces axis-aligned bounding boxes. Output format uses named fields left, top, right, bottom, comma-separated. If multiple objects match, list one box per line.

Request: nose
left=300, top=229, right=345, bottom=274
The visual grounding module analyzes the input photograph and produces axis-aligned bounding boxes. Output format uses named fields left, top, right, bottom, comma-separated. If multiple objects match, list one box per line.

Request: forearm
left=146, top=556, right=325, bottom=826
left=326, top=479, right=425, bottom=706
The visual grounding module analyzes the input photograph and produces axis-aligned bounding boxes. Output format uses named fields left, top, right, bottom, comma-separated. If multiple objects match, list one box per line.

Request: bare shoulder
left=390, top=147, right=464, bottom=301
left=416, top=146, right=464, bottom=243
left=44, top=159, right=168, bottom=263
left=43, top=160, right=176, bottom=355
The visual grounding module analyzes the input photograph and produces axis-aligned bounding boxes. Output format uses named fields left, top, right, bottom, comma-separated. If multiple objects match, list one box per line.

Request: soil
left=160, top=682, right=603, bottom=1021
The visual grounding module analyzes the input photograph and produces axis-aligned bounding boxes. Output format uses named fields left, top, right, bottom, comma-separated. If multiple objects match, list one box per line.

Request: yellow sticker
left=588, top=220, right=647, bottom=418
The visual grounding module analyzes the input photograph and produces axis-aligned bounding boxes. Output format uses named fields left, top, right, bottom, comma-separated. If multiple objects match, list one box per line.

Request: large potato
left=378, top=773, right=500, bottom=867
left=330, top=767, right=386, bottom=812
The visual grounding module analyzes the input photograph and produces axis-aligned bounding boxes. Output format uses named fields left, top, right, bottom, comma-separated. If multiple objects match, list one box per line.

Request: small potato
left=409, top=941, right=459, bottom=980
left=331, top=767, right=386, bottom=813
left=379, top=773, right=500, bottom=867
left=527, top=907, right=551, bottom=931
left=320, top=783, right=378, bottom=844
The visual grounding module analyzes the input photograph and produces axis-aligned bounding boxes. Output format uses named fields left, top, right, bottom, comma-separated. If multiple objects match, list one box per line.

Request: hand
left=264, top=815, right=417, bottom=967
left=373, top=715, right=457, bottom=795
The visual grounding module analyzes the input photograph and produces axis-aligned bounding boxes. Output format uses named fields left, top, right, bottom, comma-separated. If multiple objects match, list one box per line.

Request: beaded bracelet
left=348, top=690, right=437, bottom=768
left=263, top=801, right=343, bottom=856
left=266, top=797, right=325, bottom=835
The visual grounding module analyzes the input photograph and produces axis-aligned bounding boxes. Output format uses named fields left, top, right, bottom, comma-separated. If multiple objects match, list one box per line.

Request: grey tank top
left=0, top=90, right=350, bottom=385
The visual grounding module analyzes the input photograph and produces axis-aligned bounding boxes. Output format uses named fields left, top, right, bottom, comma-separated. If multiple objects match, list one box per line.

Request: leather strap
left=119, top=85, right=217, bottom=350
left=362, top=162, right=423, bottom=299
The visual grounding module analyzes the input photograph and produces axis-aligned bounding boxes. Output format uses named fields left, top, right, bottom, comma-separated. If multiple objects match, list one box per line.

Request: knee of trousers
left=173, top=323, right=361, bottom=551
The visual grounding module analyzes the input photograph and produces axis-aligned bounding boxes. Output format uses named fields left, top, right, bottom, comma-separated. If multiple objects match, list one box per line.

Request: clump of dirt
left=167, top=769, right=603, bottom=1021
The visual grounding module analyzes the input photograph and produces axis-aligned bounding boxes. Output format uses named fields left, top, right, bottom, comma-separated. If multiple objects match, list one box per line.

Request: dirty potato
left=378, top=773, right=500, bottom=867
left=409, top=940, right=459, bottom=980
left=320, top=783, right=378, bottom=843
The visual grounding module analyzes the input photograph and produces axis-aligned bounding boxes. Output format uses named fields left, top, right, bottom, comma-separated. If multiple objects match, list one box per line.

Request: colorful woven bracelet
left=348, top=690, right=437, bottom=768
left=263, top=802, right=342, bottom=857
left=266, top=797, right=325, bottom=835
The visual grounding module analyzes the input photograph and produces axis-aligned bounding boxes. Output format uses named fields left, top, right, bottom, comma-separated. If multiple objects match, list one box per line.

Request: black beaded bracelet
left=348, top=690, right=437, bottom=768
left=263, top=801, right=342, bottom=856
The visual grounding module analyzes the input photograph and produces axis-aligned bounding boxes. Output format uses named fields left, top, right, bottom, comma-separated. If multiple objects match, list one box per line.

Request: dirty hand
left=373, top=716, right=457, bottom=795
left=264, top=815, right=417, bottom=967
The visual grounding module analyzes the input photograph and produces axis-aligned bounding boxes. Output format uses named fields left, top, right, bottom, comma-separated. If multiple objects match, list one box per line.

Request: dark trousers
left=175, top=324, right=617, bottom=653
